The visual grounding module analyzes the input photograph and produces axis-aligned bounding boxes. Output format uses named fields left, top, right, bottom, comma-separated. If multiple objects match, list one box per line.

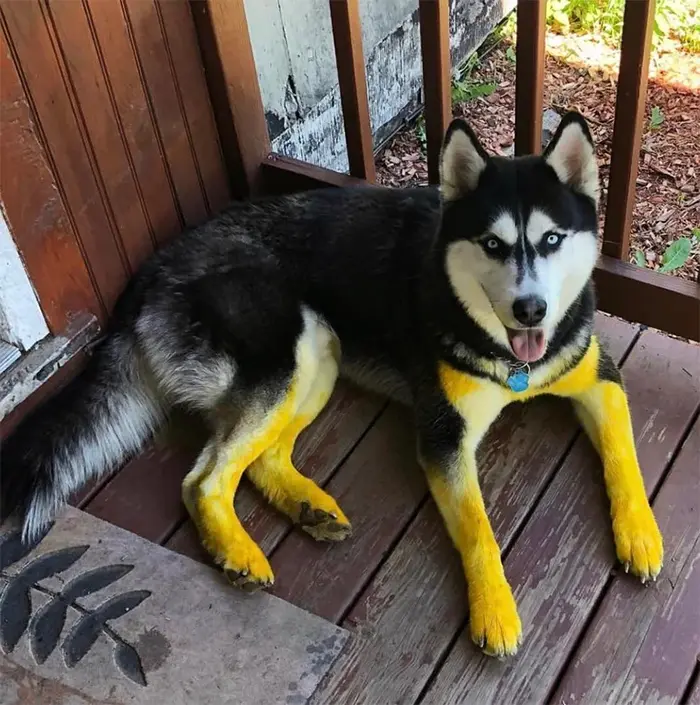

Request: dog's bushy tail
left=1, top=332, right=164, bottom=541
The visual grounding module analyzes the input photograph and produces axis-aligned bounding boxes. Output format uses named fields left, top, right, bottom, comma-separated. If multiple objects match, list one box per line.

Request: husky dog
left=1, top=113, right=662, bottom=656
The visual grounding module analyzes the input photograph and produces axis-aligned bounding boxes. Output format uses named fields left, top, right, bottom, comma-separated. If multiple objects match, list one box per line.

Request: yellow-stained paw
left=612, top=501, right=663, bottom=582
left=219, top=539, right=275, bottom=593
left=299, top=500, right=352, bottom=542
left=469, top=579, right=522, bottom=658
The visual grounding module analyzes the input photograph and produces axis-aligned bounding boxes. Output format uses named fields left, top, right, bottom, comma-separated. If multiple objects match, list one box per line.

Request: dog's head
left=438, top=111, right=599, bottom=363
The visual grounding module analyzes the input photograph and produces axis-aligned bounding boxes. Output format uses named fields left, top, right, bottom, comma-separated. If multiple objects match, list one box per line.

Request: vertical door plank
left=2, top=1, right=130, bottom=311
left=0, top=28, right=100, bottom=330
left=123, top=0, right=208, bottom=226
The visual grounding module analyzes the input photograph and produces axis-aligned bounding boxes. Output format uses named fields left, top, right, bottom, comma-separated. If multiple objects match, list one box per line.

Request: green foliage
left=451, top=53, right=497, bottom=105
left=659, top=238, right=692, bottom=273
left=633, top=236, right=694, bottom=272
left=545, top=0, right=700, bottom=53
left=451, top=80, right=497, bottom=102
left=649, top=106, right=664, bottom=130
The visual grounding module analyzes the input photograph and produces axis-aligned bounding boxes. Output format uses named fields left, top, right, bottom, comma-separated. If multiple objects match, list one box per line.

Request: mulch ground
left=374, top=32, right=700, bottom=282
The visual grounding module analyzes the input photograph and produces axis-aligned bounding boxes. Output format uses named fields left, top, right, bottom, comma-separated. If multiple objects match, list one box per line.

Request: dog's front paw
left=469, top=579, right=522, bottom=658
left=613, top=501, right=663, bottom=583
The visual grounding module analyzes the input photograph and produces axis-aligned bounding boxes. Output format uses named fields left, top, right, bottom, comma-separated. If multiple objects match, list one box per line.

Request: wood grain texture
left=84, top=441, right=199, bottom=544
left=1, top=1, right=130, bottom=311
left=270, top=403, right=426, bottom=623
left=329, top=0, right=376, bottom=181
left=1, top=0, right=223, bottom=331
left=422, top=329, right=700, bottom=705
left=310, top=315, right=638, bottom=705
left=552, top=416, right=700, bottom=705
left=190, top=0, right=270, bottom=198
left=46, top=0, right=154, bottom=273
left=0, top=27, right=100, bottom=331
left=84, top=0, right=183, bottom=246
left=165, top=383, right=385, bottom=561
left=157, top=0, right=229, bottom=215
left=122, top=0, right=208, bottom=227
left=594, top=255, right=700, bottom=342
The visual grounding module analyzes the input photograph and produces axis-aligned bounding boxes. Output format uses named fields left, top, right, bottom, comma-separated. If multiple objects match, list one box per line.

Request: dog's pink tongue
left=509, top=329, right=546, bottom=362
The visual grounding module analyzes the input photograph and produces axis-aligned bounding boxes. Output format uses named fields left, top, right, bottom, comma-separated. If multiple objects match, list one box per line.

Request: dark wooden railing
left=195, top=0, right=700, bottom=341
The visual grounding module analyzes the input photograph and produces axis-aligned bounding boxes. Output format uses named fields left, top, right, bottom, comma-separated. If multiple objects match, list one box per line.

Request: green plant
left=659, top=237, right=692, bottom=273
left=545, top=0, right=700, bottom=53
left=632, top=236, right=694, bottom=273
left=452, top=79, right=497, bottom=102
left=505, top=45, right=517, bottom=63
left=649, top=106, right=664, bottom=130
left=450, top=54, right=497, bottom=104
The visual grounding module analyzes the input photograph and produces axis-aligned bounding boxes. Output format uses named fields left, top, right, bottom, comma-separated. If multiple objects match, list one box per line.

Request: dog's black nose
left=513, top=296, right=547, bottom=326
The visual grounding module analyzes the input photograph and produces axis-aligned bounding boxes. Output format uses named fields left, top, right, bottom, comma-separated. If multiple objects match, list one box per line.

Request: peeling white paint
left=258, top=0, right=512, bottom=168
left=0, top=204, right=49, bottom=351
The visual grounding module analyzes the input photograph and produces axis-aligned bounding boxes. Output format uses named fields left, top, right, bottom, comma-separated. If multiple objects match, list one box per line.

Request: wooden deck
left=69, top=313, right=700, bottom=705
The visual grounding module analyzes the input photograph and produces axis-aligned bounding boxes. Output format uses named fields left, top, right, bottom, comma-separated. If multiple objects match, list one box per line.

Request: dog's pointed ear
left=440, top=119, right=489, bottom=201
left=543, top=112, right=599, bottom=205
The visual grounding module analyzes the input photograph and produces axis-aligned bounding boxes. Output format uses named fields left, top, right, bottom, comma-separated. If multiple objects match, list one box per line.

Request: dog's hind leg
left=181, top=309, right=327, bottom=590
left=182, top=391, right=293, bottom=590
left=246, top=327, right=351, bottom=541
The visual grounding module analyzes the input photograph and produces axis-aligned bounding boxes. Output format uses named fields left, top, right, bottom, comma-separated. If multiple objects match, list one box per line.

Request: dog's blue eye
left=547, top=233, right=560, bottom=246
left=486, top=238, right=499, bottom=250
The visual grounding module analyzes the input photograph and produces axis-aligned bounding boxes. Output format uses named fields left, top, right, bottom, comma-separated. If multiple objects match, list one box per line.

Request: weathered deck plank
left=422, top=330, right=700, bottom=705
left=552, top=415, right=700, bottom=705
left=309, top=317, right=639, bottom=704
left=85, top=442, right=198, bottom=543
left=165, top=382, right=384, bottom=561
left=270, top=403, right=426, bottom=622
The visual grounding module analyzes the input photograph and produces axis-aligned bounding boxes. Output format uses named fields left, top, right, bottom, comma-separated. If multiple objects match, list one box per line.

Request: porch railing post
left=515, top=0, right=546, bottom=156
left=329, top=0, right=376, bottom=181
left=419, top=0, right=451, bottom=185
left=189, top=0, right=270, bottom=199
left=602, top=0, right=655, bottom=261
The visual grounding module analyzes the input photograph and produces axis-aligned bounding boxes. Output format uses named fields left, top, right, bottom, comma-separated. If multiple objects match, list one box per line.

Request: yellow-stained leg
left=181, top=309, right=329, bottom=591
left=425, top=465, right=522, bottom=657
left=182, top=397, right=296, bottom=591
left=423, top=368, right=519, bottom=656
left=573, top=380, right=663, bottom=582
left=246, top=336, right=351, bottom=541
